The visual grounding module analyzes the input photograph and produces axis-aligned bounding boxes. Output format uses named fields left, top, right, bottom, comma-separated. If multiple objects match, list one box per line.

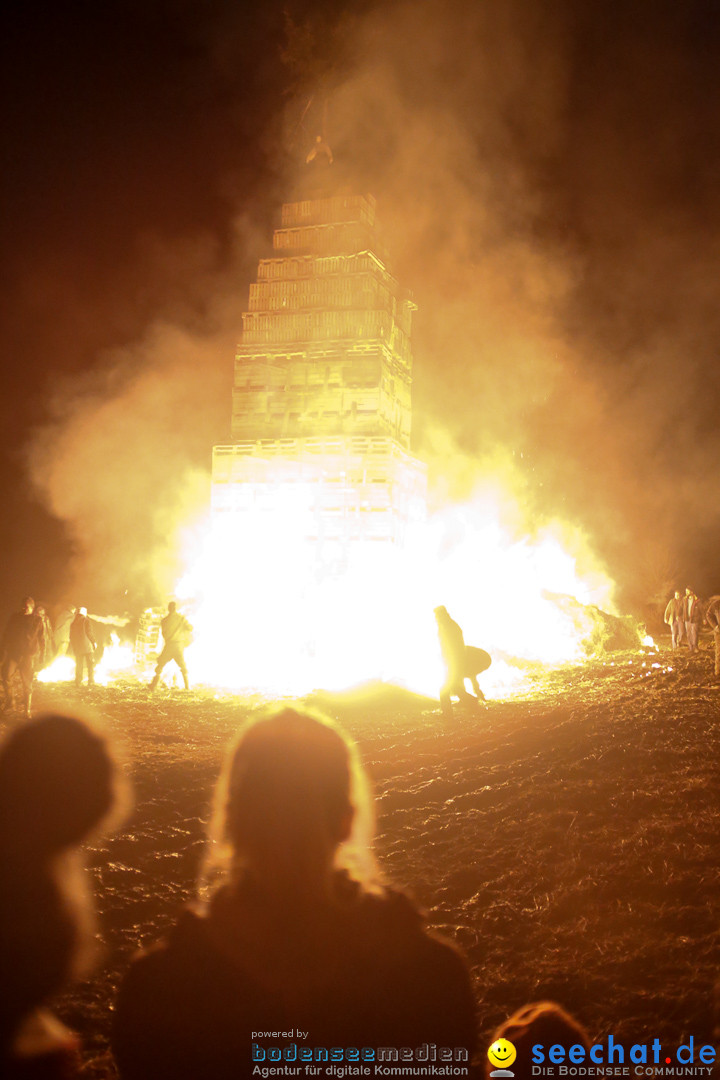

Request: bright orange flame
left=37, top=635, right=135, bottom=686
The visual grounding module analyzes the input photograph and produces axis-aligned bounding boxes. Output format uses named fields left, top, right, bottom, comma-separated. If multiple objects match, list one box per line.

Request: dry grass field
left=5, top=642, right=720, bottom=1074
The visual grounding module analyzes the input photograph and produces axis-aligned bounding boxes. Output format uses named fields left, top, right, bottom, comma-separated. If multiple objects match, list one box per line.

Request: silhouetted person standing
left=34, top=605, right=55, bottom=670
left=704, top=595, right=720, bottom=675
left=663, top=590, right=684, bottom=650
left=1, top=597, right=44, bottom=718
left=53, top=605, right=75, bottom=658
left=149, top=602, right=191, bottom=691
left=434, top=606, right=480, bottom=717
left=70, top=608, right=96, bottom=686
left=682, top=588, right=702, bottom=653
left=113, top=709, right=476, bottom=1079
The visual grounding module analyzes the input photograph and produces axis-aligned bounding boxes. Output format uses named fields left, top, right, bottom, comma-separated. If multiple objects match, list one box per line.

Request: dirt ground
left=5, top=641, right=720, bottom=1074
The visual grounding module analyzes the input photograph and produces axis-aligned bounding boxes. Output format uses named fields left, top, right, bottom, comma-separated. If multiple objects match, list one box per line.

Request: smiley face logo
left=488, top=1038, right=517, bottom=1070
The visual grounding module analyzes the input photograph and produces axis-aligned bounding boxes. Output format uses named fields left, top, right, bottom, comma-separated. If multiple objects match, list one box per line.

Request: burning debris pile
left=545, top=594, right=647, bottom=656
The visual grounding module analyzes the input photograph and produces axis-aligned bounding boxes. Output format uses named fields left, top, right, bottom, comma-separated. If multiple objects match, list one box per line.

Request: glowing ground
left=9, top=645, right=720, bottom=1075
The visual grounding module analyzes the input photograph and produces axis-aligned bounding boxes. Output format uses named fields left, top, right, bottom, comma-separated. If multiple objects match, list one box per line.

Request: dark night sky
left=2, top=0, right=720, bottom=623
left=1, top=0, right=295, bottom=612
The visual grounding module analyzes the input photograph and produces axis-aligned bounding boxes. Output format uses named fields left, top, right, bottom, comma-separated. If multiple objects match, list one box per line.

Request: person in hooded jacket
left=112, top=708, right=477, bottom=1079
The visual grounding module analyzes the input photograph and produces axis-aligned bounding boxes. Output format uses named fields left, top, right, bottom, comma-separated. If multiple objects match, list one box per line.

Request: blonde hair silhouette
left=204, top=707, right=379, bottom=900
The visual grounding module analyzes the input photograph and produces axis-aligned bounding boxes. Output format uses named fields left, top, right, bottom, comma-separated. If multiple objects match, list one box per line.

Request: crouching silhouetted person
left=113, top=708, right=477, bottom=1079
left=0, top=713, right=124, bottom=1078
left=434, top=606, right=481, bottom=717
left=465, top=646, right=492, bottom=701
left=149, top=602, right=191, bottom=691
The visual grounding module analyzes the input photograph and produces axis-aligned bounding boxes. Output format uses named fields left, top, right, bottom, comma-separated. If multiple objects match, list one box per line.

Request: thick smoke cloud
left=22, top=0, right=720, bottom=613
left=316, top=0, right=720, bottom=608
left=25, top=221, right=269, bottom=609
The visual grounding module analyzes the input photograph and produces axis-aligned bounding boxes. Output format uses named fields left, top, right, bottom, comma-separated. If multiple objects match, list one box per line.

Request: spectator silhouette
left=69, top=608, right=96, bottom=687
left=663, top=590, right=685, bottom=650
left=0, top=713, right=124, bottom=1078
left=52, top=605, right=76, bottom=659
left=34, top=605, right=55, bottom=670
left=113, top=707, right=477, bottom=1079
left=682, top=588, right=702, bottom=654
left=486, top=1001, right=591, bottom=1080
left=1, top=596, right=44, bottom=717
left=149, top=602, right=191, bottom=691
left=705, top=595, right=720, bottom=676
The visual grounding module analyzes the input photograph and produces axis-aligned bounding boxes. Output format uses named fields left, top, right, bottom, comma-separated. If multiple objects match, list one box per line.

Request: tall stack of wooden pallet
left=212, top=193, right=426, bottom=552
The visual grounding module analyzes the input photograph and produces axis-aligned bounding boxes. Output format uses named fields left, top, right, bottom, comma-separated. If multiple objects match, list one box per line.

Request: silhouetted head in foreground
left=0, top=714, right=125, bottom=1069
left=486, top=1002, right=591, bottom=1080
left=0, top=713, right=118, bottom=855
left=207, top=707, right=375, bottom=902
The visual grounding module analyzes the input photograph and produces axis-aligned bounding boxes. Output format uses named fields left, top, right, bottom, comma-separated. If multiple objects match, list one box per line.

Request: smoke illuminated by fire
left=20, top=1, right=715, bottom=663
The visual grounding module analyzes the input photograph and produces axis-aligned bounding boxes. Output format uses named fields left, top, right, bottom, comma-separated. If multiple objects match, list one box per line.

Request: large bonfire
left=40, top=181, right=648, bottom=698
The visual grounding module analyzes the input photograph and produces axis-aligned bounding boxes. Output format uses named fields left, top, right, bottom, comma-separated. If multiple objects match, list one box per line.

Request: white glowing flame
left=171, top=482, right=624, bottom=698
left=37, top=655, right=76, bottom=685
